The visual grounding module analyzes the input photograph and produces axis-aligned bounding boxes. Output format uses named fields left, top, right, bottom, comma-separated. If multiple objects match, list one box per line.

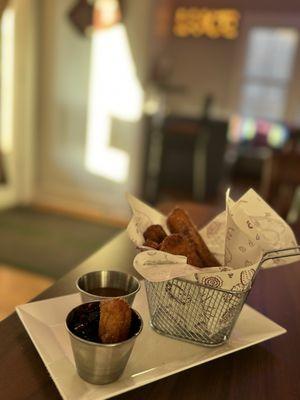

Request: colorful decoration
left=228, top=114, right=289, bottom=148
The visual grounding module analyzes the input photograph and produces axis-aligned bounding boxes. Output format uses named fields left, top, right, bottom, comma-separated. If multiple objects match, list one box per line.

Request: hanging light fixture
left=68, top=0, right=94, bottom=35
left=68, top=0, right=123, bottom=35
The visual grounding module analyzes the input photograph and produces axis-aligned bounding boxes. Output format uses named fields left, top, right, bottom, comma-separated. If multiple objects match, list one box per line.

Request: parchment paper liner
left=127, top=189, right=299, bottom=292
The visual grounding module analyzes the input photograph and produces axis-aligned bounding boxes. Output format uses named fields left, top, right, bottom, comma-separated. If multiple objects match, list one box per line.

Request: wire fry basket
left=145, top=246, right=300, bottom=346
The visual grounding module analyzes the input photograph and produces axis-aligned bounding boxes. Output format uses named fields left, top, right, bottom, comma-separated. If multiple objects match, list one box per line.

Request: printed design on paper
left=201, top=275, right=223, bottom=289
left=240, top=268, right=255, bottom=285
left=206, top=221, right=223, bottom=236
left=249, top=215, right=286, bottom=247
left=226, top=227, right=235, bottom=241
left=231, top=282, right=247, bottom=292
left=244, top=260, right=252, bottom=267
left=143, top=251, right=186, bottom=266
left=220, top=267, right=231, bottom=272
left=225, top=247, right=232, bottom=265
left=135, top=212, right=152, bottom=229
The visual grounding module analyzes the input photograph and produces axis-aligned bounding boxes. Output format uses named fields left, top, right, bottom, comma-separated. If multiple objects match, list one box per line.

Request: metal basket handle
left=194, top=246, right=300, bottom=294
left=259, top=245, right=300, bottom=267
left=246, top=245, right=300, bottom=291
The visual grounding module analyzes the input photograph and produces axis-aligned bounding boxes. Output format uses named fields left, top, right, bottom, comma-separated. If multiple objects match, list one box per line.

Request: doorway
left=0, top=0, right=37, bottom=209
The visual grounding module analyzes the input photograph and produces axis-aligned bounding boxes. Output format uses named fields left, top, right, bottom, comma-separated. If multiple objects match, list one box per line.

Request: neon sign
left=173, top=7, right=240, bottom=39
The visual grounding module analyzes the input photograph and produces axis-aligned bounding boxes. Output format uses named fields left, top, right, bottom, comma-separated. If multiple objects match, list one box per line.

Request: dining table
left=1, top=203, right=300, bottom=400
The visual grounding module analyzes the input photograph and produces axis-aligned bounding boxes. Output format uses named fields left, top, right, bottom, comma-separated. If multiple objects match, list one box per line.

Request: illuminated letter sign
left=173, top=7, right=240, bottom=39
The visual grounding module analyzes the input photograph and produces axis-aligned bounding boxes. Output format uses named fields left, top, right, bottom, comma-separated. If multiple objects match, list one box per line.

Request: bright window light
left=0, top=7, right=15, bottom=154
left=85, top=22, right=143, bottom=183
left=241, top=27, right=298, bottom=120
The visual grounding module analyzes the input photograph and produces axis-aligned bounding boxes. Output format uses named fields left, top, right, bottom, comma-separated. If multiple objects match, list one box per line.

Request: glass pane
left=241, top=83, right=286, bottom=120
left=245, top=27, right=298, bottom=81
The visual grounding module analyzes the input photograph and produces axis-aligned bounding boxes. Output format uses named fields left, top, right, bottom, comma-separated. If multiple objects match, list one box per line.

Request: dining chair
left=261, top=150, right=300, bottom=219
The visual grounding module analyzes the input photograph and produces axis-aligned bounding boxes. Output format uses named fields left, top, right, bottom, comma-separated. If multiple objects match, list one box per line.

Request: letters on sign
left=173, top=7, right=240, bottom=39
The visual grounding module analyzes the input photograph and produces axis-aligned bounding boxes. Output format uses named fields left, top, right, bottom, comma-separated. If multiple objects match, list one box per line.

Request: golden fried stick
left=99, top=298, right=132, bottom=344
left=160, top=234, right=203, bottom=267
left=160, top=234, right=187, bottom=255
left=143, top=224, right=167, bottom=244
left=143, top=240, right=160, bottom=250
left=167, top=208, right=220, bottom=268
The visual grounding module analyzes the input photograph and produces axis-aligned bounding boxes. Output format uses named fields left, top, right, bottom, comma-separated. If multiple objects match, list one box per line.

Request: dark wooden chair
left=192, top=119, right=228, bottom=202
left=261, top=150, right=300, bottom=219
left=143, top=115, right=228, bottom=204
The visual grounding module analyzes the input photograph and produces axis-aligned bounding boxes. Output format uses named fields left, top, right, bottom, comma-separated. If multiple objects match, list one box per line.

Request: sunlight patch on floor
left=0, top=265, right=54, bottom=321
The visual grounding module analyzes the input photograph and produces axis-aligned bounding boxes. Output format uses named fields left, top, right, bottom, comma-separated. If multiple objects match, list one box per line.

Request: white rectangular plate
left=16, top=283, right=286, bottom=400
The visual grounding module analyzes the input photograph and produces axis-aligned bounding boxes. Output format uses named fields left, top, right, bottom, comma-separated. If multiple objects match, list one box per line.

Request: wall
left=164, top=37, right=237, bottom=118
left=162, top=9, right=300, bottom=121
left=35, top=0, right=154, bottom=221
left=14, top=0, right=37, bottom=202
left=173, top=0, right=300, bottom=13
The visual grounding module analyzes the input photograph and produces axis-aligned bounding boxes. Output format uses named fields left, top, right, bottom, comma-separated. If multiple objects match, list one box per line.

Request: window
left=240, top=27, right=299, bottom=121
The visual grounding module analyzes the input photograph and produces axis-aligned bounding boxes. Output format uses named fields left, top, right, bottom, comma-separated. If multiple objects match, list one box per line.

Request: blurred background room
left=1, top=0, right=300, bottom=318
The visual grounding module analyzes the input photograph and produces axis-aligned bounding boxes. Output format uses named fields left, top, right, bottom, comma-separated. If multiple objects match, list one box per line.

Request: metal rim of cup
left=65, top=301, right=143, bottom=348
left=75, top=270, right=141, bottom=301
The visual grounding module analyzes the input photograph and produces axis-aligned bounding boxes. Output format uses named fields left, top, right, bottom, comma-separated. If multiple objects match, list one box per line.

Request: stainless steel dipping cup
left=66, top=301, right=143, bottom=385
left=76, top=270, right=140, bottom=305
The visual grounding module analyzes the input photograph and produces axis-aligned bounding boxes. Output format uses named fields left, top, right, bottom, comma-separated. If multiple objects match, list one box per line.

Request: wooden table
left=1, top=206, right=300, bottom=399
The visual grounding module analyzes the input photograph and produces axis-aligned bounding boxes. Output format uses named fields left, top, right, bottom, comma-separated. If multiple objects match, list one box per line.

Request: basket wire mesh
left=145, top=246, right=300, bottom=346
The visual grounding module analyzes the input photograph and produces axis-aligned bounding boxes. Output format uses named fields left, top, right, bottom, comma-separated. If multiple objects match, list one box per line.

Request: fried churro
left=143, top=224, right=167, bottom=244
left=143, top=240, right=160, bottom=250
left=99, top=298, right=132, bottom=344
left=167, top=208, right=220, bottom=268
left=160, top=234, right=203, bottom=267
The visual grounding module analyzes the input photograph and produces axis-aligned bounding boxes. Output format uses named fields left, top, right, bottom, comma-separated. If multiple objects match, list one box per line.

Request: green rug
left=0, top=207, right=121, bottom=279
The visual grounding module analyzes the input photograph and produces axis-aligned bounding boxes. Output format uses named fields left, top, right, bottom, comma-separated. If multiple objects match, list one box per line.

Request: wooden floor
left=0, top=265, right=54, bottom=321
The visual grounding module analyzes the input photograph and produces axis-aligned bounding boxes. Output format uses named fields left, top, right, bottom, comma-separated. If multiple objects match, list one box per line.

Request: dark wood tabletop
left=1, top=205, right=300, bottom=400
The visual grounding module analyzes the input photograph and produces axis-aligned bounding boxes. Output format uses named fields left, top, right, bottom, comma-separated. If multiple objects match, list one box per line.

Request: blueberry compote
left=67, top=301, right=100, bottom=343
left=66, top=301, right=141, bottom=344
